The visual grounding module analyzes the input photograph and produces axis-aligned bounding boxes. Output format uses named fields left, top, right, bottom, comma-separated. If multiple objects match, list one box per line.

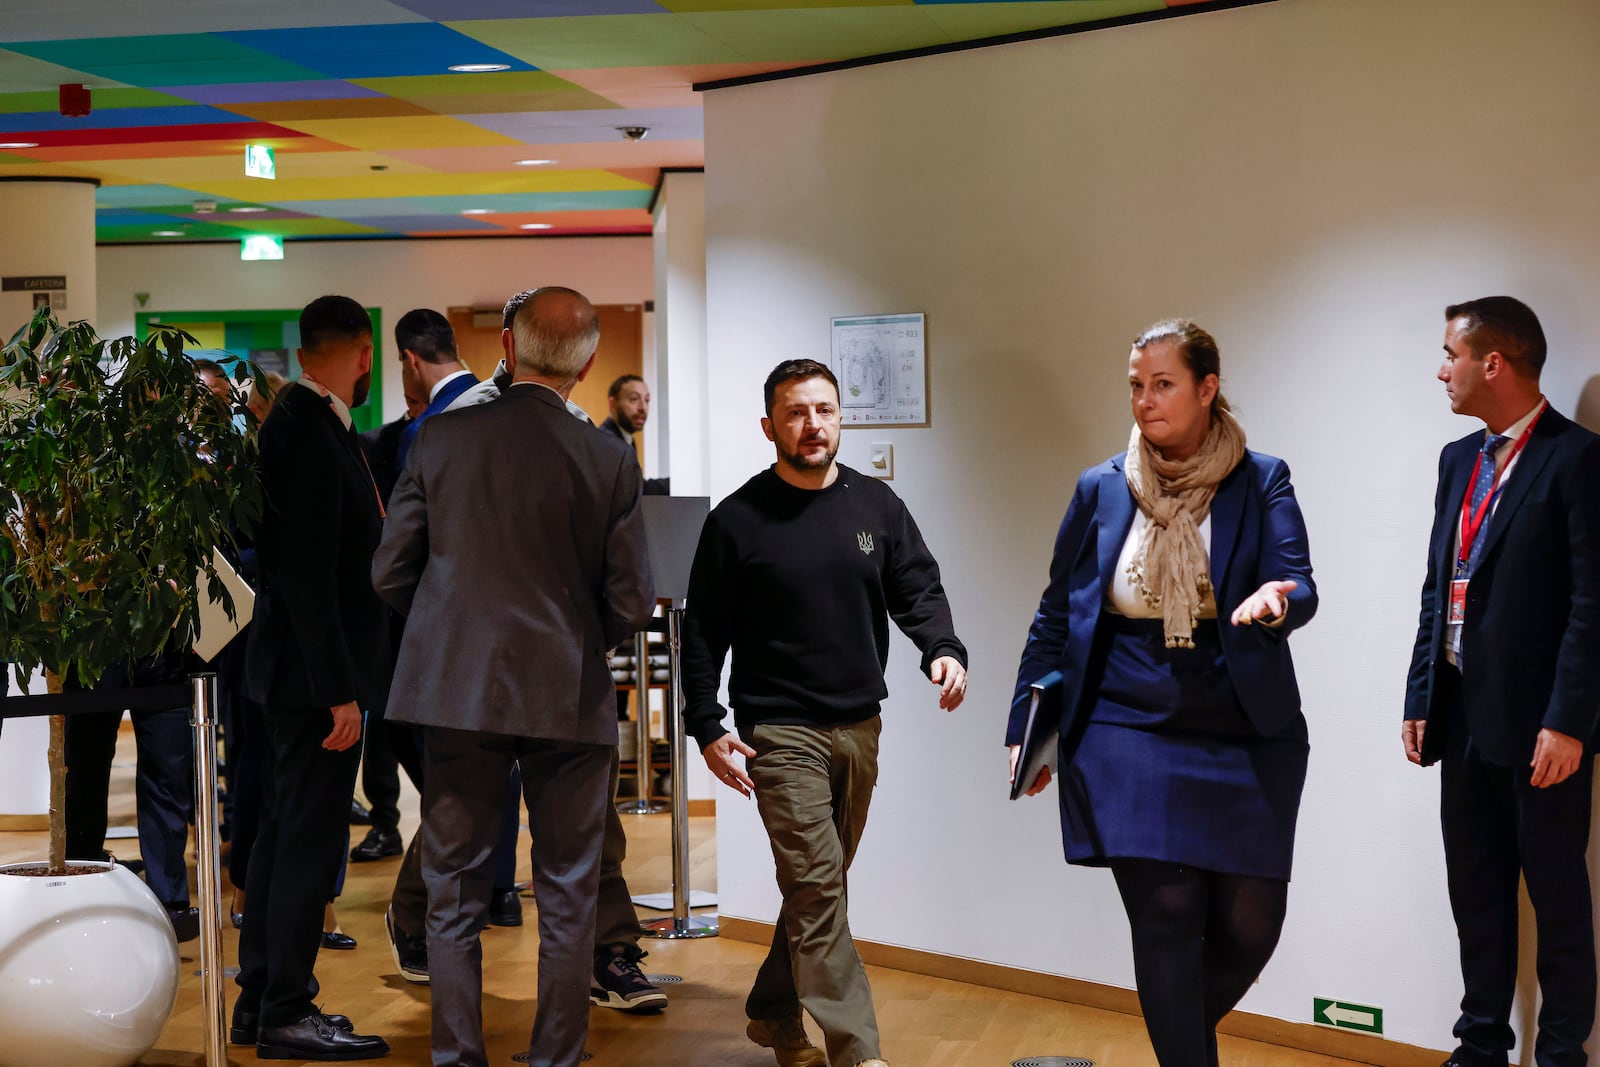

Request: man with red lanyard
left=1404, top=296, right=1600, bottom=1067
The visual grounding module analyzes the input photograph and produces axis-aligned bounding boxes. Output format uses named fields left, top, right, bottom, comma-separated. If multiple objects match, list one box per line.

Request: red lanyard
left=1457, top=402, right=1545, bottom=567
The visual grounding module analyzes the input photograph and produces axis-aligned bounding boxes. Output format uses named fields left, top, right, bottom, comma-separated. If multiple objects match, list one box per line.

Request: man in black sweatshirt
left=682, top=358, right=967, bottom=1067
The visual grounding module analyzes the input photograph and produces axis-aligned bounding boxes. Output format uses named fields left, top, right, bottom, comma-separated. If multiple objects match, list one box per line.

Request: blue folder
left=1010, top=669, right=1063, bottom=800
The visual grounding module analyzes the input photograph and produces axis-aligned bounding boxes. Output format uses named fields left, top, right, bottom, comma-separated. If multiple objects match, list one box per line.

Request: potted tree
left=0, top=307, right=262, bottom=1067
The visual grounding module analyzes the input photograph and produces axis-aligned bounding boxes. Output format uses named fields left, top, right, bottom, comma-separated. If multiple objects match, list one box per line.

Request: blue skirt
left=1057, top=616, right=1308, bottom=881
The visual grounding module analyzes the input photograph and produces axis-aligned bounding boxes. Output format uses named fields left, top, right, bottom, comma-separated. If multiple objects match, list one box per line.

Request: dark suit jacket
left=372, top=385, right=655, bottom=744
left=244, top=382, right=390, bottom=712
left=1404, top=406, right=1600, bottom=766
left=398, top=372, right=479, bottom=468
left=360, top=415, right=409, bottom=507
left=1008, top=450, right=1317, bottom=748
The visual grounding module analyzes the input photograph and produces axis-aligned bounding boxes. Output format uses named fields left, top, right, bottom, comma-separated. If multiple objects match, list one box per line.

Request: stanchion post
left=617, top=628, right=667, bottom=815
left=189, top=673, right=227, bottom=1067
left=642, top=606, right=717, bottom=939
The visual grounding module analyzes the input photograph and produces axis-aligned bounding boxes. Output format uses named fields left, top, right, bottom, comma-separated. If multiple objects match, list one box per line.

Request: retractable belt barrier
left=0, top=683, right=192, bottom=717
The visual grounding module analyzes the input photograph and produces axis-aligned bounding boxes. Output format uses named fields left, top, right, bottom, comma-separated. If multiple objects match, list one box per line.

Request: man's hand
left=1402, top=719, right=1427, bottom=765
left=1530, top=727, right=1584, bottom=789
left=1008, top=743, right=1051, bottom=796
left=930, top=656, right=967, bottom=711
left=1231, top=580, right=1297, bottom=627
left=702, top=734, right=757, bottom=797
left=325, top=701, right=362, bottom=751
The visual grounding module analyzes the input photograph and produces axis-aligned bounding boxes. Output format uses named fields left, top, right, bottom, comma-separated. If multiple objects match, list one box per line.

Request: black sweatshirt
left=682, top=465, right=967, bottom=749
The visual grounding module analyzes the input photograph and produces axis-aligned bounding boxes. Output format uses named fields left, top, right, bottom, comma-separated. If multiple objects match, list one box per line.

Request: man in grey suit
left=373, top=286, right=655, bottom=1067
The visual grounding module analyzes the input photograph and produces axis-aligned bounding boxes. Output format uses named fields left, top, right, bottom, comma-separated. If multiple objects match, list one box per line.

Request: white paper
left=192, top=547, right=255, bottom=662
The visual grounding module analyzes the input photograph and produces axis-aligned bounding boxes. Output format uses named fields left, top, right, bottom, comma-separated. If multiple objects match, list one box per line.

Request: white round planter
left=0, top=860, right=180, bottom=1067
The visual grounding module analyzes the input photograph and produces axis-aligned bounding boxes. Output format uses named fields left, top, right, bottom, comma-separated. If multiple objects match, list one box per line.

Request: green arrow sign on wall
left=1313, top=997, right=1383, bottom=1034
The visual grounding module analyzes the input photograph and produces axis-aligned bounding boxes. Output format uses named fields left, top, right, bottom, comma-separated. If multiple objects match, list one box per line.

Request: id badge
left=1448, top=578, right=1469, bottom=624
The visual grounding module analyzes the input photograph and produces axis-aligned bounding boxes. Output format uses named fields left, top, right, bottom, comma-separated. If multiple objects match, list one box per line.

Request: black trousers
left=235, top=705, right=362, bottom=1027
left=225, top=696, right=263, bottom=892
left=64, top=703, right=194, bottom=907
left=361, top=708, right=423, bottom=837
left=1438, top=667, right=1596, bottom=1067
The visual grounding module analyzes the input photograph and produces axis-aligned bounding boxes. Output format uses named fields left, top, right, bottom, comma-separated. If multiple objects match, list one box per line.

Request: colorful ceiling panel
left=0, top=0, right=1239, bottom=244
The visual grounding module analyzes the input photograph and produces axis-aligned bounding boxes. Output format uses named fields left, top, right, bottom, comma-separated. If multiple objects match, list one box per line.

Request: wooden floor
left=0, top=728, right=1376, bottom=1067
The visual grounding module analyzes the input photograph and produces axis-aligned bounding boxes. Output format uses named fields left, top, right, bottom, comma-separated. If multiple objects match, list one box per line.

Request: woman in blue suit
left=1008, top=320, right=1317, bottom=1067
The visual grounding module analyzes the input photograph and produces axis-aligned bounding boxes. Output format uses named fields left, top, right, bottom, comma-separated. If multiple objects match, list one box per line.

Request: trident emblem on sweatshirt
left=857, top=531, right=875, bottom=555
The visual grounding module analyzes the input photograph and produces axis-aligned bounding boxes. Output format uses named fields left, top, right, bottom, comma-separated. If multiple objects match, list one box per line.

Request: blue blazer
left=1007, top=450, right=1317, bottom=749
left=1404, top=406, right=1600, bottom=765
left=397, top=371, right=481, bottom=467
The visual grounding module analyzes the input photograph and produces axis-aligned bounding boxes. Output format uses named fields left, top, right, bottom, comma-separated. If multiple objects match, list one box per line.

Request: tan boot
left=746, top=1016, right=827, bottom=1067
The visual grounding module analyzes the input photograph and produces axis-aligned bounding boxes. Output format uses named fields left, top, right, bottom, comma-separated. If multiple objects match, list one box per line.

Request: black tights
left=1111, top=859, right=1289, bottom=1067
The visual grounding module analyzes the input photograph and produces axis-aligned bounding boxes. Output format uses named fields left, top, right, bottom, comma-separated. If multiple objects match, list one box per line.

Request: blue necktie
left=1463, top=433, right=1509, bottom=578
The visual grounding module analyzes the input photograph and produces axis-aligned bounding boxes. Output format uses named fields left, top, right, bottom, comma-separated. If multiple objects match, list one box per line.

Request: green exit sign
left=240, top=235, right=284, bottom=261
left=244, top=144, right=276, bottom=180
left=1314, top=997, right=1383, bottom=1034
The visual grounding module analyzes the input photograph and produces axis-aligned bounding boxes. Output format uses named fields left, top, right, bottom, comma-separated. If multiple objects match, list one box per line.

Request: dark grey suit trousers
left=391, top=745, right=643, bottom=952
left=422, top=726, right=611, bottom=1067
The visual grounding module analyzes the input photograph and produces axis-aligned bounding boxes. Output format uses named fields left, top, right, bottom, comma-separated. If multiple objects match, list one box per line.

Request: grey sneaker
left=746, top=1016, right=826, bottom=1067
left=590, top=946, right=668, bottom=1012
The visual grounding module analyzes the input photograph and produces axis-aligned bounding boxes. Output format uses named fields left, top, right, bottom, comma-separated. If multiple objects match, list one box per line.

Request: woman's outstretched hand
left=1230, top=580, right=1297, bottom=627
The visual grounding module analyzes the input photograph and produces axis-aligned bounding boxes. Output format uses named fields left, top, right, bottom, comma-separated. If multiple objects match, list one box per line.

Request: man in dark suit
left=601, top=373, right=670, bottom=497
left=352, top=332, right=439, bottom=865
left=374, top=286, right=655, bottom=1067
left=1404, top=296, right=1600, bottom=1067
left=600, top=374, right=648, bottom=449
left=233, top=295, right=391, bottom=1061
left=377, top=290, right=670, bottom=1009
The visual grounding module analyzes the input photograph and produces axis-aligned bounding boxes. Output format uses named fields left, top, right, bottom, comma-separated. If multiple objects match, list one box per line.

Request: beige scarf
left=1124, top=409, right=1247, bottom=648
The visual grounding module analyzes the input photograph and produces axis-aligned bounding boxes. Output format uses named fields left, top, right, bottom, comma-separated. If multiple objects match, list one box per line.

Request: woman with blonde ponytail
left=1007, top=320, right=1317, bottom=1067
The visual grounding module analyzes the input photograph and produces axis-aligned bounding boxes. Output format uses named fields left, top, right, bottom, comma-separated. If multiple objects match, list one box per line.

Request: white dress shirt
left=428, top=368, right=473, bottom=402
left=295, top=375, right=353, bottom=430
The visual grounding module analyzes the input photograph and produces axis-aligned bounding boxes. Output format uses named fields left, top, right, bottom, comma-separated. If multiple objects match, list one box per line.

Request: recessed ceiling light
left=228, top=205, right=268, bottom=213
left=514, top=158, right=555, bottom=167
left=448, top=63, right=509, bottom=73
left=152, top=230, right=185, bottom=237
left=519, top=223, right=553, bottom=230
left=460, top=208, right=493, bottom=215
left=0, top=141, right=39, bottom=149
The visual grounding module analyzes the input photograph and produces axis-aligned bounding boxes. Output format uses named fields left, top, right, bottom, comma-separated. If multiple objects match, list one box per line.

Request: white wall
left=96, top=235, right=652, bottom=419
left=654, top=171, right=710, bottom=498
left=0, top=181, right=95, bottom=817
left=703, top=0, right=1600, bottom=1056
left=0, top=669, right=50, bottom=818
left=0, top=180, right=97, bottom=334
left=653, top=173, right=715, bottom=803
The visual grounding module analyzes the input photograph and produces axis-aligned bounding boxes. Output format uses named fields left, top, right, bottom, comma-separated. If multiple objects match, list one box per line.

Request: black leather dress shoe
left=257, top=1012, right=388, bottom=1061
left=166, top=905, right=200, bottom=943
left=488, top=888, right=524, bottom=927
left=231, top=1007, right=353, bottom=1045
left=349, top=827, right=403, bottom=862
left=322, top=930, right=358, bottom=950
left=349, top=800, right=372, bottom=826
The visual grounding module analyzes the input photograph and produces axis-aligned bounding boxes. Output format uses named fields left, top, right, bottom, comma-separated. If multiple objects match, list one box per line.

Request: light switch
left=868, top=442, right=893, bottom=480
